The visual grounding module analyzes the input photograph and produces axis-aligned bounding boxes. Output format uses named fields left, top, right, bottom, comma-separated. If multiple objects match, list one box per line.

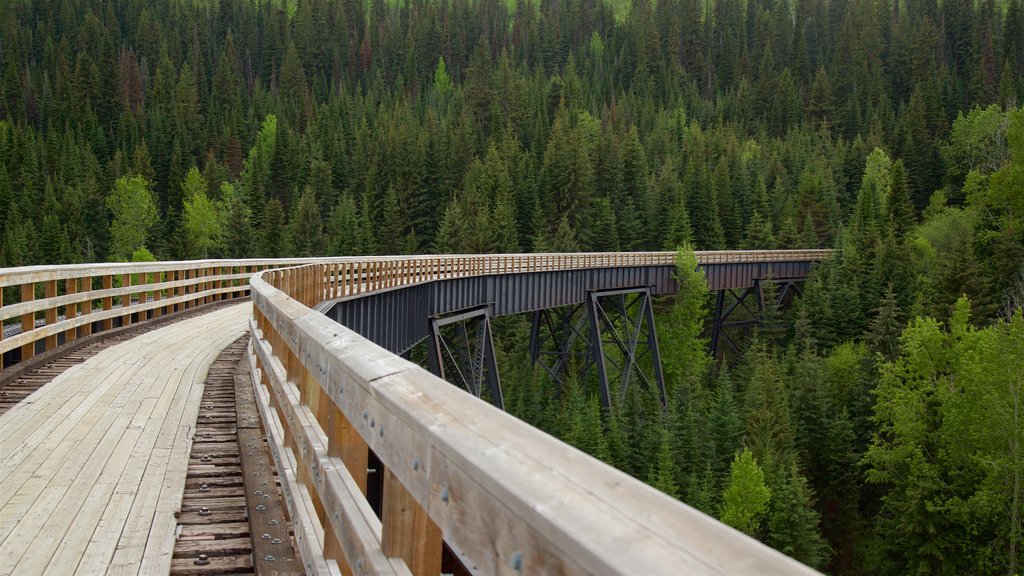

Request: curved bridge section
left=248, top=251, right=828, bottom=575
left=316, top=251, right=827, bottom=355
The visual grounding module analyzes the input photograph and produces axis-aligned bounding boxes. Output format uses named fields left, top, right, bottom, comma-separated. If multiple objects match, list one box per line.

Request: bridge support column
left=529, top=288, right=667, bottom=410
left=528, top=303, right=592, bottom=393
left=709, top=277, right=805, bottom=358
left=588, top=288, right=666, bottom=410
left=427, top=306, right=503, bottom=409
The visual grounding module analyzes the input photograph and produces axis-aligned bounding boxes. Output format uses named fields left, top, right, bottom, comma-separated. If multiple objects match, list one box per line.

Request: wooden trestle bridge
left=0, top=251, right=828, bottom=575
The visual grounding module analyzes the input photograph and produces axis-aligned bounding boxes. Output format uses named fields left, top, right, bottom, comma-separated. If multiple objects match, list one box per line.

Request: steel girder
left=427, top=306, right=504, bottom=409
left=709, top=277, right=805, bottom=358
left=529, top=287, right=667, bottom=410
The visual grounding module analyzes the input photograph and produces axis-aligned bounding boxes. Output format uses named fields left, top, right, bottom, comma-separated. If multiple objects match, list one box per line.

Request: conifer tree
left=218, top=182, right=254, bottom=259
left=720, top=449, right=771, bottom=536
left=648, top=428, right=681, bottom=499
left=288, top=186, right=326, bottom=257
left=766, top=464, right=830, bottom=569
left=260, top=197, right=288, bottom=258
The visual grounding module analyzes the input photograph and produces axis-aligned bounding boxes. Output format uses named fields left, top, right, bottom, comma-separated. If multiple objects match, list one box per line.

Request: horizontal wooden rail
left=247, top=251, right=829, bottom=575
left=0, top=257, right=356, bottom=369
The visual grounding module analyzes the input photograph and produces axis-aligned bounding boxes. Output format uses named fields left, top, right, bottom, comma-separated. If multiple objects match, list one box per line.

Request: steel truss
left=709, top=277, right=804, bottom=358
left=529, top=287, right=666, bottom=410
left=427, top=306, right=503, bottom=409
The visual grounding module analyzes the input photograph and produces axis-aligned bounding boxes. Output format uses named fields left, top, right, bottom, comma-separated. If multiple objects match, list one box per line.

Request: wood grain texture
left=0, top=303, right=250, bottom=576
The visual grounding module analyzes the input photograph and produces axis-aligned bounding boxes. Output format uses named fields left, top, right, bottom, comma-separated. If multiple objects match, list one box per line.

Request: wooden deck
left=0, top=303, right=251, bottom=576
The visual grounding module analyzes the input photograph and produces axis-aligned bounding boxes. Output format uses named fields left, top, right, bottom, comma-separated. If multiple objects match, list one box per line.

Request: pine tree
left=743, top=341, right=796, bottom=464
left=260, top=197, right=288, bottom=258
left=707, top=367, right=744, bottom=481
left=218, top=182, right=254, bottom=259
left=766, top=464, right=831, bottom=569
left=328, top=191, right=363, bottom=256
left=720, top=449, right=771, bottom=536
left=288, top=186, right=326, bottom=257
left=648, top=428, right=680, bottom=499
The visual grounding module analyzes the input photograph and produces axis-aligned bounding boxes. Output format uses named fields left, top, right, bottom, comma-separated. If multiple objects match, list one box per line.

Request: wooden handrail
left=0, top=258, right=358, bottom=368
left=247, top=251, right=829, bottom=575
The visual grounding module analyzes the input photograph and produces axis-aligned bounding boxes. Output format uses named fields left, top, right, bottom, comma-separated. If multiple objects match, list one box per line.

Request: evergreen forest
left=2, top=0, right=1024, bottom=572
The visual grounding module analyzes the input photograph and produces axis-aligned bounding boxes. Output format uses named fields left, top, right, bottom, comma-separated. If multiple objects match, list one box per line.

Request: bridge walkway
left=0, top=303, right=250, bottom=576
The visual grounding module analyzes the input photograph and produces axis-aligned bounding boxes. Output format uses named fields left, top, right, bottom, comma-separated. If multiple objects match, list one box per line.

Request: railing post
left=0, top=288, right=4, bottom=369
left=153, top=271, right=163, bottom=317
left=382, top=468, right=442, bottom=576
left=176, top=269, right=186, bottom=311
left=102, top=275, right=113, bottom=331
left=21, top=283, right=35, bottom=360
left=121, top=273, right=132, bottom=327
left=81, top=277, right=93, bottom=336
left=44, top=280, right=57, bottom=350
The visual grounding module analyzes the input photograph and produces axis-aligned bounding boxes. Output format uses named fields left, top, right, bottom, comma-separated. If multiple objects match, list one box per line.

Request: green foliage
left=648, top=428, right=680, bottom=498
left=288, top=186, right=326, bottom=257
left=106, top=175, right=157, bottom=261
left=2, top=0, right=1024, bottom=569
left=218, top=182, right=254, bottom=258
left=181, top=168, right=221, bottom=258
left=866, top=297, right=1024, bottom=574
left=766, top=464, right=831, bottom=569
left=720, top=449, right=771, bottom=536
left=659, top=245, right=711, bottom=396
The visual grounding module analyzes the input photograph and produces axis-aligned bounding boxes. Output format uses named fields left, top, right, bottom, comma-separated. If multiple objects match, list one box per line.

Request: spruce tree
left=288, top=186, right=326, bottom=257
left=260, top=197, right=288, bottom=258
left=720, top=449, right=771, bottom=536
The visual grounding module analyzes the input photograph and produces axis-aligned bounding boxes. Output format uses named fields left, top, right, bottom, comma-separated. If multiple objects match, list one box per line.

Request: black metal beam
left=427, top=306, right=503, bottom=409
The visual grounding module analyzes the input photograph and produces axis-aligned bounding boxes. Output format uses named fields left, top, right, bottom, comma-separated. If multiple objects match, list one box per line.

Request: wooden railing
left=0, top=258, right=340, bottom=369
left=247, top=251, right=828, bottom=575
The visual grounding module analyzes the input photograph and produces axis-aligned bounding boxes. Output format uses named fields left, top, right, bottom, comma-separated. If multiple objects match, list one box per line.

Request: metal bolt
left=194, top=554, right=210, bottom=566
left=441, top=488, right=449, bottom=503
left=511, top=551, right=523, bottom=573
left=269, top=519, right=280, bottom=525
left=264, top=555, right=276, bottom=561
left=370, top=417, right=375, bottom=428
left=199, top=484, right=209, bottom=492
left=261, top=533, right=272, bottom=539
left=198, top=507, right=212, bottom=516
left=379, top=426, right=384, bottom=437
left=256, top=504, right=267, bottom=511
left=271, top=538, right=283, bottom=544
left=255, top=490, right=263, bottom=496
left=413, top=458, right=420, bottom=471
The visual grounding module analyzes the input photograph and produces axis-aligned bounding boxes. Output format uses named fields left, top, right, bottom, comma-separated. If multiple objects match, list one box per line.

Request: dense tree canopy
left=2, top=0, right=1024, bottom=573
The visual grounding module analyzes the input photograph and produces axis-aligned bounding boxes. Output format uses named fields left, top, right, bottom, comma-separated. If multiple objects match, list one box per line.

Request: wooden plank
left=43, top=280, right=57, bottom=351
left=327, top=403, right=367, bottom=496
left=101, top=275, right=113, bottom=331
left=382, top=468, right=442, bottom=576
left=64, top=277, right=78, bottom=343
left=20, top=283, right=34, bottom=361
left=135, top=307, right=251, bottom=575
left=120, top=274, right=132, bottom=327
left=0, top=303, right=250, bottom=576
left=237, top=428, right=303, bottom=575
